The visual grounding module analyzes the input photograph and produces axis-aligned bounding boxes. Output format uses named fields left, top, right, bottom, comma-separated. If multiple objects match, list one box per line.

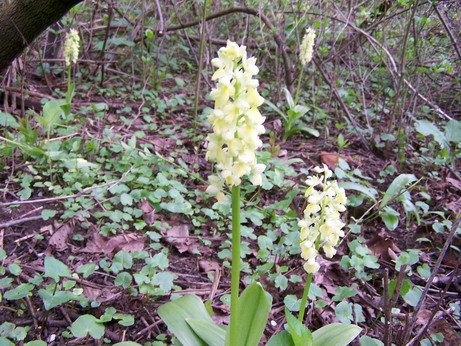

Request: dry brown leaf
left=82, top=287, right=101, bottom=302
left=416, top=309, right=461, bottom=345
left=446, top=198, right=461, bottom=215
left=366, top=232, right=400, bottom=261
left=151, top=138, right=176, bottom=152
left=446, top=177, right=461, bottom=191
left=140, top=199, right=158, bottom=225
left=81, top=232, right=145, bottom=257
left=199, top=259, right=221, bottom=273
left=165, top=224, right=197, bottom=253
left=49, top=222, right=73, bottom=251
left=321, top=151, right=340, bottom=168
left=40, top=224, right=53, bottom=234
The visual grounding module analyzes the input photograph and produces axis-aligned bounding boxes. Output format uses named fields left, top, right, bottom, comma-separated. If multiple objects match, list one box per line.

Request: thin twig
left=0, top=215, right=42, bottom=229
left=0, top=170, right=131, bottom=208
left=402, top=216, right=461, bottom=344
left=312, top=57, right=371, bottom=150
left=407, top=263, right=460, bottom=346
left=383, top=269, right=391, bottom=346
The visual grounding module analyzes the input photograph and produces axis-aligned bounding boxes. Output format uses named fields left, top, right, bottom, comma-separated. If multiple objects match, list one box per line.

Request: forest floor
left=1, top=46, right=461, bottom=346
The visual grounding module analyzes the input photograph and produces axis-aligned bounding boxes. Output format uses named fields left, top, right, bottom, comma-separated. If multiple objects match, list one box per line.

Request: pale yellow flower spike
left=299, top=28, right=316, bottom=65
left=206, top=41, right=266, bottom=203
left=298, top=165, right=347, bottom=273
left=64, top=29, right=80, bottom=67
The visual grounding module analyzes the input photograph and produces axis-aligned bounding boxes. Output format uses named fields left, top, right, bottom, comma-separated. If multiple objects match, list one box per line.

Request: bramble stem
left=229, top=185, right=241, bottom=346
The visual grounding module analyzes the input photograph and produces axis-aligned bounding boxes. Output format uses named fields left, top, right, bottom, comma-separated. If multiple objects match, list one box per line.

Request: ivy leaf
left=71, top=314, right=105, bottom=339
left=115, top=272, right=133, bottom=289
left=4, top=284, right=34, bottom=300
left=44, top=257, right=71, bottom=282
left=120, top=193, right=133, bottom=206
left=38, top=289, right=76, bottom=310
left=41, top=209, right=57, bottom=221
left=77, top=263, right=98, bottom=278
left=335, top=301, right=353, bottom=323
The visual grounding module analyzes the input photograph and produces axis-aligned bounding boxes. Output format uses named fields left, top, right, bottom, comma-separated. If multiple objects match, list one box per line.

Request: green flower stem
left=299, top=174, right=328, bottom=323
left=66, top=64, right=72, bottom=104
left=298, top=271, right=313, bottom=322
left=229, top=185, right=241, bottom=346
left=293, top=65, right=305, bottom=106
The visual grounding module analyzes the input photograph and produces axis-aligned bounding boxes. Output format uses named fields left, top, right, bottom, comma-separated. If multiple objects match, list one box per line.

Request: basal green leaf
left=285, top=309, right=313, bottom=346
left=359, top=335, right=384, bottom=345
left=339, top=182, right=378, bottom=202
left=445, top=120, right=461, bottom=143
left=24, top=341, right=47, bottom=346
left=312, top=323, right=362, bottom=346
left=227, top=282, right=272, bottom=346
left=186, top=318, right=226, bottom=346
left=380, top=174, right=417, bottom=208
left=266, top=331, right=295, bottom=346
left=415, top=119, right=448, bottom=148
left=0, top=112, right=19, bottom=128
left=380, top=206, right=399, bottom=231
left=158, top=294, right=212, bottom=346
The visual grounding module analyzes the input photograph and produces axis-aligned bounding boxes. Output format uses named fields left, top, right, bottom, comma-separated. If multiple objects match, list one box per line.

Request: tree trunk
left=0, top=0, right=84, bottom=73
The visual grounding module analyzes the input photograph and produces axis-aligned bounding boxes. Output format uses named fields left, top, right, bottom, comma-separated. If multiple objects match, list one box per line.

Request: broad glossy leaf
left=24, top=341, right=47, bottom=346
left=415, top=119, right=447, bottom=148
left=339, top=182, right=378, bottom=202
left=285, top=309, right=313, bottom=346
left=283, top=87, right=295, bottom=109
left=187, top=318, right=226, bottom=346
left=359, top=335, right=384, bottom=346
left=0, top=112, right=19, bottom=128
left=445, top=120, right=461, bottom=143
left=158, top=294, right=213, bottom=346
left=266, top=331, right=295, bottom=346
left=380, top=206, right=399, bottom=231
left=380, top=174, right=417, bottom=208
left=227, top=282, right=272, bottom=346
left=312, top=323, right=362, bottom=346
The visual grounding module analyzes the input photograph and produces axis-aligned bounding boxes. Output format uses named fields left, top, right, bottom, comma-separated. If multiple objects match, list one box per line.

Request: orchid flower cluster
left=299, top=28, right=316, bottom=65
left=299, top=164, right=347, bottom=273
left=63, top=29, right=80, bottom=67
left=205, top=41, right=266, bottom=203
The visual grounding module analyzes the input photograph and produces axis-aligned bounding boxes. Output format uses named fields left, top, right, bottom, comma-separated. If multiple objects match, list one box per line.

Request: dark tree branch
left=0, top=0, right=84, bottom=73
left=164, top=7, right=294, bottom=92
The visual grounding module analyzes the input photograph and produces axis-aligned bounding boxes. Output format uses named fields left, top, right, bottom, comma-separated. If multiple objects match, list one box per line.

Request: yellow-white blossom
left=299, top=164, right=347, bottom=273
left=299, top=28, right=316, bottom=65
left=64, top=29, right=80, bottom=67
left=205, top=41, right=266, bottom=203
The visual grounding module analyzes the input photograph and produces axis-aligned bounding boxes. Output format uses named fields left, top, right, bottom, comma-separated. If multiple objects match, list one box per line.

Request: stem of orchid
left=66, top=65, right=72, bottom=104
left=293, top=65, right=305, bottom=106
left=229, top=185, right=241, bottom=346
left=298, top=272, right=313, bottom=322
